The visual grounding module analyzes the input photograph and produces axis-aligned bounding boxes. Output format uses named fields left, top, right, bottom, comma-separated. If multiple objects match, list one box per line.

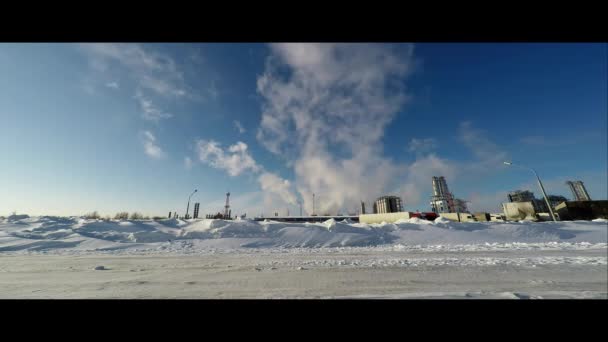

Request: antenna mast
left=224, top=192, right=231, bottom=218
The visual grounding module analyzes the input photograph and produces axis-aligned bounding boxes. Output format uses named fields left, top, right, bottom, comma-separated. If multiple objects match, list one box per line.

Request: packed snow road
left=0, top=215, right=606, bottom=298
left=0, top=249, right=606, bottom=299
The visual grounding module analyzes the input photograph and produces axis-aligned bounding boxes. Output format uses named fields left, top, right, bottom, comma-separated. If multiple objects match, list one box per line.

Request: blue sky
left=0, top=43, right=606, bottom=217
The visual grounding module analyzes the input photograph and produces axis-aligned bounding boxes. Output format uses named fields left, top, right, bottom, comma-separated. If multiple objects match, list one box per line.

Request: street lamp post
left=185, top=189, right=198, bottom=219
left=504, top=162, right=557, bottom=221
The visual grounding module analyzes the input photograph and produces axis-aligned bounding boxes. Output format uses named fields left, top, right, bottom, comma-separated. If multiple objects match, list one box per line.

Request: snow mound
left=395, top=217, right=434, bottom=225
left=434, top=216, right=452, bottom=224
left=7, top=214, right=30, bottom=222
left=323, top=218, right=337, bottom=229
left=0, top=215, right=606, bottom=252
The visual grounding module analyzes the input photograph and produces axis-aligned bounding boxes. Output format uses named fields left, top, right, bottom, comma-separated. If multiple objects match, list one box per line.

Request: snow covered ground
left=0, top=215, right=606, bottom=298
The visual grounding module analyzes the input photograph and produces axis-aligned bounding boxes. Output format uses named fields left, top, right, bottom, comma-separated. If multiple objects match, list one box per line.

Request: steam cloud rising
left=256, top=43, right=419, bottom=214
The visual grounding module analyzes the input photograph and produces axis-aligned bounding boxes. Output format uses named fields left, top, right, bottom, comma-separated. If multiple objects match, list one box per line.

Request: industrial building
left=472, top=212, right=491, bottom=222
left=507, top=190, right=535, bottom=203
left=453, top=198, right=469, bottom=213
left=373, top=196, right=403, bottom=214
left=254, top=215, right=359, bottom=223
left=502, top=202, right=539, bottom=221
left=193, top=203, right=200, bottom=219
left=566, top=181, right=591, bottom=201
left=430, top=176, right=461, bottom=213
left=547, top=195, right=568, bottom=209
left=359, top=211, right=438, bottom=224
left=430, top=176, right=454, bottom=213
left=554, top=200, right=608, bottom=220
left=507, top=190, right=548, bottom=213
left=439, top=212, right=476, bottom=222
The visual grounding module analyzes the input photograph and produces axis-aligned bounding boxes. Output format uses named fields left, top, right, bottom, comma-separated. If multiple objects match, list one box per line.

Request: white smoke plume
left=256, top=43, right=417, bottom=214
left=258, top=172, right=298, bottom=206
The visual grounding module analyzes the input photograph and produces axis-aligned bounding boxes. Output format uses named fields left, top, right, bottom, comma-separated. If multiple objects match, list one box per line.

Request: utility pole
left=504, top=162, right=557, bottom=221
left=313, top=193, right=315, bottom=216
left=185, top=189, right=197, bottom=219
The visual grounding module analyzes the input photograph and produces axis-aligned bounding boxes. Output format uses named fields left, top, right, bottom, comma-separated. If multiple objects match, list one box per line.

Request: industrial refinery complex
left=167, top=170, right=607, bottom=224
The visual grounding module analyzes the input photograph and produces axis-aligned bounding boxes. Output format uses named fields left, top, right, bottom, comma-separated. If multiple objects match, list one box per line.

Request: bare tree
left=84, top=211, right=100, bottom=219
left=114, top=212, right=129, bottom=220
left=129, top=212, right=143, bottom=220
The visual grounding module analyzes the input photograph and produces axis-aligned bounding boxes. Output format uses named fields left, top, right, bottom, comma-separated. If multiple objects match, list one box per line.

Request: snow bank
left=434, top=216, right=452, bottom=224
left=395, top=217, right=435, bottom=225
left=0, top=215, right=606, bottom=253
left=7, top=214, right=30, bottom=222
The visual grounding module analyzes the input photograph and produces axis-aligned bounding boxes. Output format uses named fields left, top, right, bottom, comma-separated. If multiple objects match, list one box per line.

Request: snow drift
left=0, top=215, right=606, bottom=253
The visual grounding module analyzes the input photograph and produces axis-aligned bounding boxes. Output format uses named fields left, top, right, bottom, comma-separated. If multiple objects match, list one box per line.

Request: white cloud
left=105, top=81, right=119, bottom=89
left=141, top=131, right=164, bottom=159
left=184, top=157, right=193, bottom=170
left=82, top=43, right=176, bottom=72
left=193, top=138, right=299, bottom=209
left=81, top=43, right=187, bottom=99
left=196, top=140, right=260, bottom=177
left=408, top=138, right=437, bottom=154
left=183, top=45, right=517, bottom=214
left=134, top=90, right=172, bottom=122
left=256, top=43, right=416, bottom=214
left=234, top=120, right=246, bottom=134
left=139, top=74, right=186, bottom=98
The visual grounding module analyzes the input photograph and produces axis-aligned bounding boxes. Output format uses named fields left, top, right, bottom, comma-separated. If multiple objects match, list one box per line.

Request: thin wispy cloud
left=139, top=74, right=186, bottom=98
left=408, top=138, right=438, bottom=155
left=105, top=81, right=119, bottom=89
left=81, top=44, right=186, bottom=96
left=141, top=131, right=165, bottom=159
left=459, top=121, right=510, bottom=170
left=134, top=90, right=172, bottom=122
left=233, top=120, right=246, bottom=134
left=208, top=80, right=219, bottom=100
left=184, top=157, right=193, bottom=170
